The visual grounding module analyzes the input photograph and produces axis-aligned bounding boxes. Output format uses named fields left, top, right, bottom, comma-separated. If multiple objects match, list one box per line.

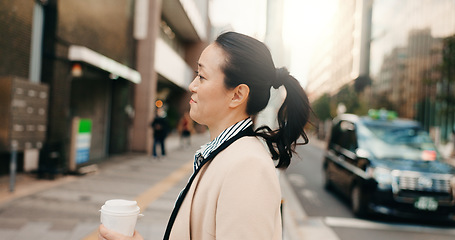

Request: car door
left=329, top=120, right=358, bottom=196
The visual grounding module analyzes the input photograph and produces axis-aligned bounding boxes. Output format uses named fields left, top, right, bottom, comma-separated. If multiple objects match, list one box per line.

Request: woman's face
left=189, top=43, right=233, bottom=127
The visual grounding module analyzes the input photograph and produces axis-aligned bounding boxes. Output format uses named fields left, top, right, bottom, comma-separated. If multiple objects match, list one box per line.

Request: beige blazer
left=170, top=136, right=282, bottom=240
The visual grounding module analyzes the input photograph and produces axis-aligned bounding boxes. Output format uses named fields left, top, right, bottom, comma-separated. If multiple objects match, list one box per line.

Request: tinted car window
left=357, top=121, right=443, bottom=161
left=331, top=121, right=357, bottom=152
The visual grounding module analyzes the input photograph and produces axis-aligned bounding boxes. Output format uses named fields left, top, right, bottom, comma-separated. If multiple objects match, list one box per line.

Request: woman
left=99, top=31, right=310, bottom=240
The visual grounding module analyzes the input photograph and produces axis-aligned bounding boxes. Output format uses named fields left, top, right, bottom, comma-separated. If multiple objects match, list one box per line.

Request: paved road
left=285, top=143, right=455, bottom=240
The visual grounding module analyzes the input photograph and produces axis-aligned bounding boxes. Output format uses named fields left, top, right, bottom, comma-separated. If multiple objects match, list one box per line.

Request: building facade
left=370, top=0, right=455, bottom=140
left=131, top=0, right=211, bottom=154
left=306, top=0, right=373, bottom=102
left=307, top=0, right=455, bottom=142
left=0, top=0, right=211, bottom=175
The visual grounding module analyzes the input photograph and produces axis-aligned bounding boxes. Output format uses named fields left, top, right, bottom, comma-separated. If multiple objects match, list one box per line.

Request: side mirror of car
left=355, top=148, right=370, bottom=170
left=356, top=148, right=370, bottom=159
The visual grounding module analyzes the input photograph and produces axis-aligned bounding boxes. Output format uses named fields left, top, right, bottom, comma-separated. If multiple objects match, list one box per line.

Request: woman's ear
left=229, top=84, right=250, bottom=108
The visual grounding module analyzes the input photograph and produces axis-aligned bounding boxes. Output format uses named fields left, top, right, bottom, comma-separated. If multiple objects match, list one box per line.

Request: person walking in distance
left=151, top=108, right=169, bottom=159
left=99, top=31, right=311, bottom=240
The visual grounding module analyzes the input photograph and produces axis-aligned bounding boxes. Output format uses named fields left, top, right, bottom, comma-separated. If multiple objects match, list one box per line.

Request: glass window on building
left=370, top=0, right=455, bottom=141
left=159, top=19, right=185, bottom=58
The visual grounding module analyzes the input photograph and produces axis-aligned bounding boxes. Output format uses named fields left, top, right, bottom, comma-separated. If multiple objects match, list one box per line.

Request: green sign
left=78, top=119, right=92, bottom=133
left=75, top=119, right=92, bottom=164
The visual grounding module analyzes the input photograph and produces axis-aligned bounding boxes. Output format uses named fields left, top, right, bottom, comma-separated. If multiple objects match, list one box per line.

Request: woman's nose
left=189, top=77, right=198, bottom=92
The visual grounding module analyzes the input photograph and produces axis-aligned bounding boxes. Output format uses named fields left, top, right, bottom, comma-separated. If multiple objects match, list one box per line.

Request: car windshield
left=356, top=121, right=444, bottom=161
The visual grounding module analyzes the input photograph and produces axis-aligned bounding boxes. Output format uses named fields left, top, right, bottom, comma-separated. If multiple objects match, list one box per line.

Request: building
left=306, top=0, right=455, bottom=142
left=306, top=0, right=373, bottom=102
left=0, top=0, right=211, bottom=175
left=132, top=0, right=211, bottom=154
left=370, top=0, right=455, bottom=140
left=374, top=47, right=407, bottom=107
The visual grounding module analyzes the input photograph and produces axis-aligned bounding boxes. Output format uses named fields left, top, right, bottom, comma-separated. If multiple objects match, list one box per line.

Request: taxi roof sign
left=368, top=109, right=397, bottom=120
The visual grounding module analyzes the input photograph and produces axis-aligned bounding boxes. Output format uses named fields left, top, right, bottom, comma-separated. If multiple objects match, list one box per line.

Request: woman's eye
left=195, top=71, right=205, bottom=80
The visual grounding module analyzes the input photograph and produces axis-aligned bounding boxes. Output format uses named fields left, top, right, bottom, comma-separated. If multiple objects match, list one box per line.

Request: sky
left=209, top=0, right=338, bottom=88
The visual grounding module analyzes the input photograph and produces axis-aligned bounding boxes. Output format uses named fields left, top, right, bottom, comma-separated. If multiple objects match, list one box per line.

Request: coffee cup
left=100, top=199, right=142, bottom=236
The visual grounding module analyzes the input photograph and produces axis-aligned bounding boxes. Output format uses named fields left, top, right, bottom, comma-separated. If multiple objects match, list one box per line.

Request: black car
left=323, top=110, right=455, bottom=222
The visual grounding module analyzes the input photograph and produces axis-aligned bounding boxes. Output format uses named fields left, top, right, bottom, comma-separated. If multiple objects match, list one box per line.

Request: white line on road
left=280, top=171, right=340, bottom=240
left=324, top=216, right=455, bottom=235
left=287, top=173, right=307, bottom=187
left=301, top=189, right=321, bottom=206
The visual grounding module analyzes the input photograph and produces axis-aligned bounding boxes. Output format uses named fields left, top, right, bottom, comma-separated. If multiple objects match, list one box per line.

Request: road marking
left=83, top=160, right=194, bottom=240
left=280, top=172, right=340, bottom=240
left=301, top=189, right=321, bottom=206
left=324, top=216, right=455, bottom=235
left=287, top=173, right=306, bottom=187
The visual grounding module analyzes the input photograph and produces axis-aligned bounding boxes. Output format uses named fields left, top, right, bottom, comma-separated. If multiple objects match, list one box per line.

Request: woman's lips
left=190, top=98, right=196, bottom=104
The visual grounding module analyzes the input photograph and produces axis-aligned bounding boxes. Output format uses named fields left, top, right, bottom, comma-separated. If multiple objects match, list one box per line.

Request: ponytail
left=255, top=67, right=310, bottom=169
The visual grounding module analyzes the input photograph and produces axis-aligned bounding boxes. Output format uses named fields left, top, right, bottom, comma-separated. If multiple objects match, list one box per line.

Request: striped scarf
left=193, top=118, right=253, bottom=171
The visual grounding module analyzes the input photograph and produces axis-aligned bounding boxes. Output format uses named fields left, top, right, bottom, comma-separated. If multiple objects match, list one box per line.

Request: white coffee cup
left=100, top=199, right=142, bottom=236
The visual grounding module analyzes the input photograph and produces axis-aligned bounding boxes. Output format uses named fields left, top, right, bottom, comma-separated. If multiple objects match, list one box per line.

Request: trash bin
left=38, top=142, right=62, bottom=179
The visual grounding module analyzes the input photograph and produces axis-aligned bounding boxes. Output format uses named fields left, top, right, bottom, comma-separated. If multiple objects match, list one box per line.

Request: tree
left=372, top=92, right=396, bottom=112
left=334, top=84, right=360, bottom=114
left=312, top=93, right=332, bottom=121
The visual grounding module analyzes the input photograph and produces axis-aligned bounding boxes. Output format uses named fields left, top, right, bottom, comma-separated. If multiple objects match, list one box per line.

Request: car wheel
left=351, top=184, right=368, bottom=217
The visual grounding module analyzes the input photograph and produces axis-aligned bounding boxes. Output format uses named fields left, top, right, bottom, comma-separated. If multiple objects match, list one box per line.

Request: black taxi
left=323, top=109, right=455, bottom=221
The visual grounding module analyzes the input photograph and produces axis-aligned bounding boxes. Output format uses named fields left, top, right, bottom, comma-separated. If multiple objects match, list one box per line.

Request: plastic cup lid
left=101, top=199, right=140, bottom=214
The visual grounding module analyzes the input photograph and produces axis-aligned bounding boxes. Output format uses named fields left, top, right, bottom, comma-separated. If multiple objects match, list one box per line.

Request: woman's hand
left=98, top=224, right=144, bottom=240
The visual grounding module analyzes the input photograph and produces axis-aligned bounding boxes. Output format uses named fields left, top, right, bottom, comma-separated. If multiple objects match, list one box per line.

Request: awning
left=68, top=45, right=141, bottom=84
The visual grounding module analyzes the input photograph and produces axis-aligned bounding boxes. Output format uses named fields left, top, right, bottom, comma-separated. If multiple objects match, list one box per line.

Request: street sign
left=69, top=118, right=92, bottom=171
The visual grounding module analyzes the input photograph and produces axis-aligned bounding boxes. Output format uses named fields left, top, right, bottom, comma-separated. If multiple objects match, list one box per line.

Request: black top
left=151, top=117, right=169, bottom=139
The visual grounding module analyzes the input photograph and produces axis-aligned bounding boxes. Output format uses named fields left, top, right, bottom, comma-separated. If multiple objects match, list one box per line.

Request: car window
left=331, top=120, right=358, bottom=152
left=357, top=122, right=443, bottom=161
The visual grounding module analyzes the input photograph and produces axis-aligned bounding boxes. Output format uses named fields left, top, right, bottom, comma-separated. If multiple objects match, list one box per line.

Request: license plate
left=414, top=197, right=438, bottom=211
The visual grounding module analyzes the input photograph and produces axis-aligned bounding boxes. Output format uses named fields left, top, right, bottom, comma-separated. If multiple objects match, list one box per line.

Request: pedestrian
left=177, top=112, right=194, bottom=148
left=98, top=31, right=311, bottom=240
left=151, top=108, right=169, bottom=159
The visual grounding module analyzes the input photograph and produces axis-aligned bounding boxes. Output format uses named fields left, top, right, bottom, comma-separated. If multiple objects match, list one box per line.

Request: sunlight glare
left=284, top=0, right=338, bottom=47
left=283, top=0, right=338, bottom=86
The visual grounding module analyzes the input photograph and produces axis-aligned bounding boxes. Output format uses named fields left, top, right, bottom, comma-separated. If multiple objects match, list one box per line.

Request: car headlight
left=373, top=167, right=393, bottom=188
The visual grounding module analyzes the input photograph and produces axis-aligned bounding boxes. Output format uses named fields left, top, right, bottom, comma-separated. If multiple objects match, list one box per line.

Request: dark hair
left=215, top=31, right=311, bottom=169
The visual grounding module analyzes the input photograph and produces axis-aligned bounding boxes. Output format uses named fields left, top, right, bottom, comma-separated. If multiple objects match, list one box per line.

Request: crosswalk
left=324, top=216, right=455, bottom=235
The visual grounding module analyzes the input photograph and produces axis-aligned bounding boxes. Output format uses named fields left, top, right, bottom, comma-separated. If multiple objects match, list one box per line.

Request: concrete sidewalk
left=0, top=133, right=317, bottom=240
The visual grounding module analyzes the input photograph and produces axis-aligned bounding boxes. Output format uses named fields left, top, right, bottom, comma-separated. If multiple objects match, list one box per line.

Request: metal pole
left=29, top=2, right=44, bottom=83
left=9, top=149, right=17, bottom=192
